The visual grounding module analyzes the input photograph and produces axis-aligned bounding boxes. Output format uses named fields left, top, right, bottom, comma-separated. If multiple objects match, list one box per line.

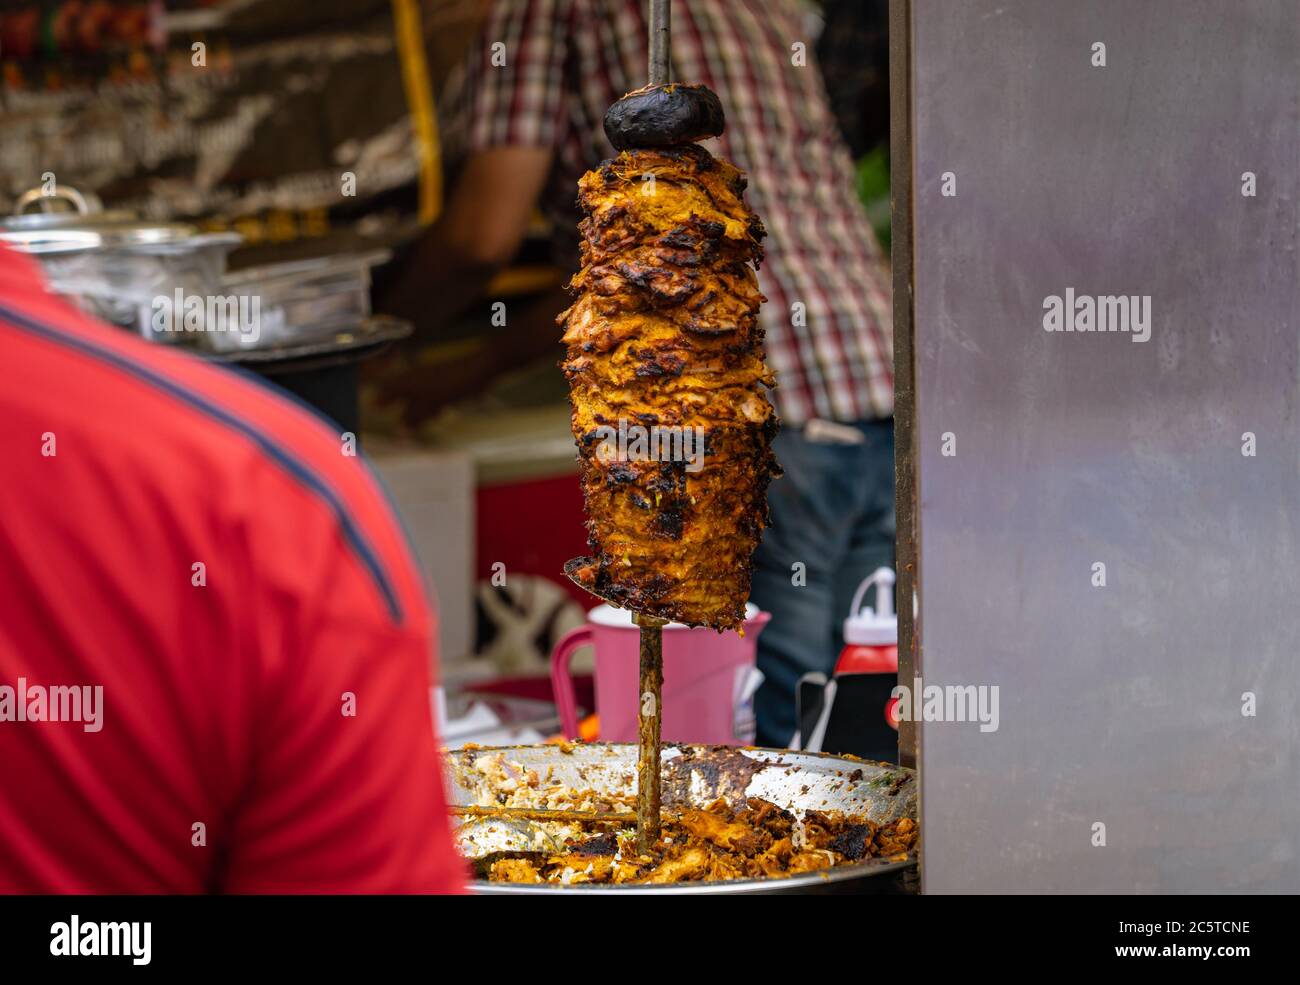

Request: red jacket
left=0, top=247, right=464, bottom=893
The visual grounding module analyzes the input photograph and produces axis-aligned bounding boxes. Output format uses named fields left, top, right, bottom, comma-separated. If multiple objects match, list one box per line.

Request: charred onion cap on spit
left=603, top=83, right=726, bottom=150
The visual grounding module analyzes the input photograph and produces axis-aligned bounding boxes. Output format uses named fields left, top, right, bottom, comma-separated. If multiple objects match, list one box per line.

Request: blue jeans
left=750, top=418, right=896, bottom=746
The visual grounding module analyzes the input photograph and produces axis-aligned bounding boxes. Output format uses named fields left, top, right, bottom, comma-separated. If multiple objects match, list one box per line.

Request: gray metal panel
left=911, top=0, right=1300, bottom=892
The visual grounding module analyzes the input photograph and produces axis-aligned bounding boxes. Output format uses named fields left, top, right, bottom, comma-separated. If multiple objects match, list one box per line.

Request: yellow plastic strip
left=391, top=0, right=442, bottom=224
left=486, top=264, right=567, bottom=297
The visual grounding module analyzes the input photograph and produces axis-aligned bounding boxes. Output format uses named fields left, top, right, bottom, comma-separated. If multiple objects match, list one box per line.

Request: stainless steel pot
left=1, top=186, right=240, bottom=343
left=447, top=743, right=918, bottom=895
left=209, top=250, right=392, bottom=353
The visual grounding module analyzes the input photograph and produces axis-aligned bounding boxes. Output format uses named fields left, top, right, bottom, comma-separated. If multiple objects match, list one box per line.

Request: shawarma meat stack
left=560, top=83, right=781, bottom=631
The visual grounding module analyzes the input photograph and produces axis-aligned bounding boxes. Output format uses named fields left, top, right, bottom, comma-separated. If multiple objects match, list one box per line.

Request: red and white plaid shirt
left=442, top=0, right=893, bottom=424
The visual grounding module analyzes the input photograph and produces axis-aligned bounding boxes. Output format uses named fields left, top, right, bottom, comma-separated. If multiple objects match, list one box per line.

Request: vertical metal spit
left=648, top=0, right=671, bottom=87
left=633, top=612, right=666, bottom=852
left=628, top=0, right=673, bottom=858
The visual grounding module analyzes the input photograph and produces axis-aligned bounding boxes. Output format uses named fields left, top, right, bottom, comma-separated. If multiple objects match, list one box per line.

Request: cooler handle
left=549, top=626, right=593, bottom=739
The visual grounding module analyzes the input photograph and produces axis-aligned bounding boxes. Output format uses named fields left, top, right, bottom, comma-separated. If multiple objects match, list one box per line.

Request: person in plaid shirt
left=426, top=0, right=894, bottom=745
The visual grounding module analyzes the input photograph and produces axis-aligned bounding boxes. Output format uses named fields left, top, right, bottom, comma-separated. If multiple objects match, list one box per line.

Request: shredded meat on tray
left=484, top=796, right=917, bottom=886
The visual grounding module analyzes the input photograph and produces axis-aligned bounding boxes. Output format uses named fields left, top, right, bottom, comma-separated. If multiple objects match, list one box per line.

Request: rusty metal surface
left=888, top=0, right=917, bottom=774
left=446, top=743, right=917, bottom=894
left=634, top=615, right=666, bottom=851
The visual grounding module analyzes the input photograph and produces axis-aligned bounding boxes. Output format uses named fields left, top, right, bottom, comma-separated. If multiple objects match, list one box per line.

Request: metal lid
left=0, top=223, right=212, bottom=256
left=1, top=184, right=235, bottom=255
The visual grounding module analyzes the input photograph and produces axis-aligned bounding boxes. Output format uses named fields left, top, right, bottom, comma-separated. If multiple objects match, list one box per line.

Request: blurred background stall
left=0, top=0, right=896, bottom=752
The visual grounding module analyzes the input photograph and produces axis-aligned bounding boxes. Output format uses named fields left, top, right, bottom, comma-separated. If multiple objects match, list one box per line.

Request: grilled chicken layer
left=560, top=144, right=780, bottom=630
left=487, top=797, right=919, bottom=885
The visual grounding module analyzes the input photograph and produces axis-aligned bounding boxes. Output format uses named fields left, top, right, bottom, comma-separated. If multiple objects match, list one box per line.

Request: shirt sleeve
left=456, top=0, right=575, bottom=151
left=218, top=461, right=466, bottom=894
left=221, top=609, right=465, bottom=894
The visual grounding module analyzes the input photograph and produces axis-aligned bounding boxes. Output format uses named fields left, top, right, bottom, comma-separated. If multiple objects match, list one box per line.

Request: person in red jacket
left=0, top=245, right=464, bottom=893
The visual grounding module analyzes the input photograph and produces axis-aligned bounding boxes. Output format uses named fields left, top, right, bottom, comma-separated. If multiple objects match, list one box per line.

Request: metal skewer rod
left=648, top=0, right=671, bottom=86
left=634, top=611, right=667, bottom=852
left=453, top=805, right=635, bottom=825
left=627, top=0, right=673, bottom=858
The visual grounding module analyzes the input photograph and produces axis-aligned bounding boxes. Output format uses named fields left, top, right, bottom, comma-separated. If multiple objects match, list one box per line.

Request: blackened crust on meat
left=562, top=143, right=780, bottom=631
left=571, top=833, right=620, bottom=856
left=828, top=824, right=878, bottom=861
